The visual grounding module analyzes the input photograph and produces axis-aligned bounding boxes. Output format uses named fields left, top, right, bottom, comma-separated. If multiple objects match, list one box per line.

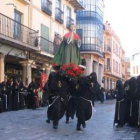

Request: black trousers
left=12, top=91, right=19, bottom=111
left=0, top=97, right=3, bottom=112
left=19, top=92, right=26, bottom=109
left=2, top=94, right=8, bottom=111
left=7, top=92, right=12, bottom=111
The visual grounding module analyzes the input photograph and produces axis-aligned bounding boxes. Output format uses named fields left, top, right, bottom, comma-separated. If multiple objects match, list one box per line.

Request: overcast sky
left=104, top=0, right=140, bottom=57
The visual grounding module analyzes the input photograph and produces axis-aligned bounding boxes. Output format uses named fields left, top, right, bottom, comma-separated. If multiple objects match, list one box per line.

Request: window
left=78, top=0, right=83, bottom=5
left=116, top=61, right=118, bottom=73
left=107, top=39, right=110, bottom=46
left=116, top=44, right=118, bottom=55
left=133, top=66, right=135, bottom=74
left=55, top=0, right=61, bottom=8
left=113, top=59, right=115, bottom=71
left=41, top=24, right=50, bottom=52
left=127, top=67, right=130, bottom=72
left=14, top=10, right=22, bottom=39
left=113, top=41, right=115, bottom=53
left=119, top=48, right=120, bottom=57
left=67, top=6, right=71, bottom=18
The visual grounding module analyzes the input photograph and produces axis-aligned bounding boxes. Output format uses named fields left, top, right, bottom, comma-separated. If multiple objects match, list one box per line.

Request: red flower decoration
left=60, top=62, right=85, bottom=78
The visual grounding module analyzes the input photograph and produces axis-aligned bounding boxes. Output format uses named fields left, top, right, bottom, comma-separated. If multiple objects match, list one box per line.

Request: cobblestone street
left=0, top=100, right=139, bottom=140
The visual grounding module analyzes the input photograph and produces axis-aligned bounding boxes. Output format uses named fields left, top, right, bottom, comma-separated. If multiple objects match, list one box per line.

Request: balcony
left=37, top=36, right=55, bottom=55
left=41, top=0, right=52, bottom=16
left=80, top=44, right=103, bottom=57
left=0, top=13, right=39, bottom=51
left=104, top=45, right=111, bottom=55
left=18, top=0, right=30, bottom=5
left=66, top=17, right=74, bottom=29
left=104, top=65, right=111, bottom=73
left=76, top=11, right=103, bottom=25
left=55, top=8, right=64, bottom=24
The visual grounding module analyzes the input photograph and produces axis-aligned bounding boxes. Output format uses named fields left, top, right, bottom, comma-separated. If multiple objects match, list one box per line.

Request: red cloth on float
left=64, top=32, right=80, bottom=40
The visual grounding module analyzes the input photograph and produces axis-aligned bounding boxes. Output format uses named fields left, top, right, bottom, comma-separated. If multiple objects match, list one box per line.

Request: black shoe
left=71, top=116, right=74, bottom=119
left=66, top=120, right=69, bottom=123
left=46, top=119, right=50, bottom=123
left=77, top=127, right=82, bottom=131
left=116, top=124, right=123, bottom=128
left=82, top=123, right=86, bottom=128
left=53, top=125, right=58, bottom=129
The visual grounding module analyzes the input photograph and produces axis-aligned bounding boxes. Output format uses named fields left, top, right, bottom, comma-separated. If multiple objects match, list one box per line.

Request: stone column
left=95, top=61, right=99, bottom=81
left=99, top=64, right=104, bottom=86
left=108, top=78, right=110, bottom=90
left=19, top=60, right=33, bottom=85
left=104, top=77, right=106, bottom=89
left=0, top=53, right=5, bottom=82
left=105, top=77, right=107, bottom=90
left=85, top=59, right=93, bottom=75
left=114, top=80, right=116, bottom=89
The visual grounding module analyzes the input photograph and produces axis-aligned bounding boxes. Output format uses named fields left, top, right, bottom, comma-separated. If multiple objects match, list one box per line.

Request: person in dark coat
left=124, top=77, right=137, bottom=126
left=132, top=75, right=140, bottom=126
left=124, top=80, right=130, bottom=124
left=114, top=79, right=126, bottom=127
left=65, top=78, right=80, bottom=123
left=46, top=69, right=70, bottom=129
left=76, top=72, right=97, bottom=131
left=27, top=78, right=38, bottom=109
left=95, top=84, right=104, bottom=103
left=0, top=88, right=3, bottom=113
left=0, top=77, right=8, bottom=112
left=19, top=81, right=27, bottom=109
left=42, top=82, right=48, bottom=107
left=12, top=80, right=20, bottom=111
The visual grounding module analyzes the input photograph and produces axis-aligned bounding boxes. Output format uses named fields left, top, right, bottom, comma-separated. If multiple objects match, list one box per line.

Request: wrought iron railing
left=37, top=36, right=56, bottom=55
left=66, top=17, right=74, bottom=28
left=80, top=44, right=103, bottom=55
left=41, top=0, right=52, bottom=16
left=0, top=13, right=38, bottom=47
left=104, top=65, right=111, bottom=72
left=55, top=8, right=64, bottom=24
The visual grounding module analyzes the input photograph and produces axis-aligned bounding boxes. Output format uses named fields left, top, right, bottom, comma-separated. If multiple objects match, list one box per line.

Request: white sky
left=104, top=0, right=140, bottom=57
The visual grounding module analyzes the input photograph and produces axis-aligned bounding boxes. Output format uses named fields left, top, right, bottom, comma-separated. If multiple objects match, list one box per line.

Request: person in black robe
left=27, top=78, right=38, bottom=109
left=12, top=79, right=20, bottom=111
left=42, top=82, right=48, bottom=107
left=132, top=75, right=140, bottom=127
left=65, top=78, right=80, bottom=123
left=76, top=72, right=97, bottom=131
left=46, top=69, right=70, bottom=129
left=95, top=84, right=104, bottom=103
left=124, top=80, right=130, bottom=124
left=0, top=88, right=3, bottom=113
left=124, top=77, right=137, bottom=126
left=0, top=77, right=8, bottom=112
left=19, top=81, right=27, bottom=109
left=114, top=79, right=126, bottom=127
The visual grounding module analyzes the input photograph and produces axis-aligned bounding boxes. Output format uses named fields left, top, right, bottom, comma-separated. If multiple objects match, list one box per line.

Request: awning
left=66, top=0, right=84, bottom=10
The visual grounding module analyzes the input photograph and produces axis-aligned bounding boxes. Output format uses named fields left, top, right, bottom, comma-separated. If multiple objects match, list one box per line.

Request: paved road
left=0, top=100, right=139, bottom=140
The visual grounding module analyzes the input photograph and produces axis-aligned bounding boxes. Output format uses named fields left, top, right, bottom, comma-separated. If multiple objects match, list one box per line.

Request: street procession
left=0, top=0, right=140, bottom=140
left=0, top=22, right=140, bottom=132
